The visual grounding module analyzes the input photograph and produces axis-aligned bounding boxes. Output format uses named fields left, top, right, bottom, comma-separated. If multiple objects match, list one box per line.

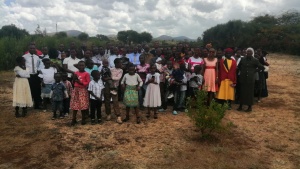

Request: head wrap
left=224, top=48, right=233, bottom=53
left=246, top=47, right=255, bottom=57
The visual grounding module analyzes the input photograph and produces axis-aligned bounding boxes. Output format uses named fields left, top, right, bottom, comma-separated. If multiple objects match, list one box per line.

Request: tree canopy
left=202, top=10, right=300, bottom=54
left=117, top=30, right=152, bottom=44
left=0, top=24, right=29, bottom=39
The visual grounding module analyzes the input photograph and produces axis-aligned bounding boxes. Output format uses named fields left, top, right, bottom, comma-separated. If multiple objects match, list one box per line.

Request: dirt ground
left=0, top=53, right=299, bottom=169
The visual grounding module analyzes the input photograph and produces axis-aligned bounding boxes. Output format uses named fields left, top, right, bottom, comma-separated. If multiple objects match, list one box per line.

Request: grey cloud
left=192, top=1, right=222, bottom=13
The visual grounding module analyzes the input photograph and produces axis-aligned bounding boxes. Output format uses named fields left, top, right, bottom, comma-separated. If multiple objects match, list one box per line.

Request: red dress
left=70, top=71, right=90, bottom=110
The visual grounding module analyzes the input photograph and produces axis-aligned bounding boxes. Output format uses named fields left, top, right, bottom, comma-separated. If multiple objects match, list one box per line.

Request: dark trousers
left=52, top=101, right=63, bottom=116
left=173, top=85, right=181, bottom=111
left=29, top=74, right=42, bottom=108
left=104, top=84, right=120, bottom=116
left=90, top=99, right=102, bottom=120
left=63, top=98, right=70, bottom=114
left=160, top=82, right=167, bottom=109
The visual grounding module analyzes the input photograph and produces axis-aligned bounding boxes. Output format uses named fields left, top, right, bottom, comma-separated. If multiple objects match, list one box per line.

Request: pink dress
left=203, top=58, right=218, bottom=92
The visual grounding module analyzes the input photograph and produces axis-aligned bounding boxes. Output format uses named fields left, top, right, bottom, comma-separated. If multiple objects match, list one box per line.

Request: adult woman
left=203, top=48, right=218, bottom=106
left=238, top=48, right=264, bottom=112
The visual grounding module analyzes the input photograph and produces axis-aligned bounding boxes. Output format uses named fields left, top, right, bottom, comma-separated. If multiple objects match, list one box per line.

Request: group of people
left=12, top=41, right=269, bottom=125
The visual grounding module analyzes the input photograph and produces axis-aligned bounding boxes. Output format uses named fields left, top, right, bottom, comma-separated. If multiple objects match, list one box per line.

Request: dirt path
left=0, top=53, right=299, bottom=169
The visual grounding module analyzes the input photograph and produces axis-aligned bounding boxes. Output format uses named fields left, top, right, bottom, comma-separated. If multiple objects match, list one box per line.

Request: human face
left=115, top=61, right=122, bottom=69
left=84, top=50, right=91, bottom=59
left=42, top=47, right=48, bottom=55
left=78, top=62, right=85, bottom=71
left=102, top=60, right=109, bottom=67
left=150, top=66, right=156, bottom=74
left=29, top=45, right=36, bottom=55
left=62, top=74, right=68, bottom=81
left=246, top=50, right=253, bottom=57
left=92, top=72, right=100, bottom=81
left=54, top=74, right=61, bottom=83
left=208, top=50, right=215, bottom=58
left=44, top=60, right=51, bottom=68
left=139, top=56, right=145, bottom=64
left=128, top=67, right=135, bottom=75
left=86, top=60, right=93, bottom=69
left=59, top=44, right=64, bottom=51
left=70, top=50, right=76, bottom=58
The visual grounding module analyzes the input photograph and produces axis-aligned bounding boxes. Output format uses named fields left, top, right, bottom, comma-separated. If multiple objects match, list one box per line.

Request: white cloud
left=0, top=0, right=299, bottom=38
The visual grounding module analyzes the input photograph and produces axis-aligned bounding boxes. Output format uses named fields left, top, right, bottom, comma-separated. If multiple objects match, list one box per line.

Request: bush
left=186, top=90, right=228, bottom=137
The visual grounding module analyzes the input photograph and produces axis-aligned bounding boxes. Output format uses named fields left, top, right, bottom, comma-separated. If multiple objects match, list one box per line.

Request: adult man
left=77, top=43, right=87, bottom=59
left=143, top=45, right=154, bottom=64
left=57, top=44, right=66, bottom=60
left=24, top=42, right=43, bottom=56
left=23, top=44, right=42, bottom=109
left=127, top=46, right=140, bottom=65
left=108, top=47, right=120, bottom=68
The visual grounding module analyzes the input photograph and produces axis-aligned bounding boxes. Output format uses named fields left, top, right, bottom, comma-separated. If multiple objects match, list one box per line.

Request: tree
left=138, top=31, right=152, bottom=43
left=0, top=24, right=29, bottom=39
left=78, top=32, right=89, bottom=41
left=55, top=31, right=67, bottom=38
left=117, top=30, right=153, bottom=44
left=96, top=34, right=109, bottom=41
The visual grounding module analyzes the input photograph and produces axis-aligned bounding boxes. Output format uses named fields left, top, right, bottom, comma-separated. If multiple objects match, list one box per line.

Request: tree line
left=202, top=10, right=300, bottom=54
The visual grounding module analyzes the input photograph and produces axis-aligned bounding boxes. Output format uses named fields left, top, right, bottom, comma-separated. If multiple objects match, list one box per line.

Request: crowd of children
left=12, top=42, right=269, bottom=125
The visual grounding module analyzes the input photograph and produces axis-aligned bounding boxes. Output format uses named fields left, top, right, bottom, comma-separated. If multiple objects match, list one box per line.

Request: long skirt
left=143, top=83, right=161, bottom=107
left=13, top=78, right=33, bottom=107
left=216, top=79, right=235, bottom=100
left=123, top=85, right=139, bottom=107
left=70, top=87, right=89, bottom=110
left=240, top=82, right=255, bottom=105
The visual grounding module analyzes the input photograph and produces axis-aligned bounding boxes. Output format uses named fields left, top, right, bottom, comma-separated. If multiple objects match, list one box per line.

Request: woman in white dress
left=13, top=56, right=33, bottom=117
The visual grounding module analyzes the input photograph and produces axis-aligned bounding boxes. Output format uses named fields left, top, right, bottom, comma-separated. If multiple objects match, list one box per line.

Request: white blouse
left=145, top=73, right=160, bottom=84
left=121, top=73, right=143, bottom=86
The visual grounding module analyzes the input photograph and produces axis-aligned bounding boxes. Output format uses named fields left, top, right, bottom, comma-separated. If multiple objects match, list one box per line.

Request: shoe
left=167, top=93, right=174, bottom=99
left=91, top=119, right=96, bottom=125
left=51, top=115, right=56, bottom=120
left=59, top=115, right=64, bottom=119
left=136, top=117, right=141, bottom=124
left=43, top=110, right=47, bottom=113
left=71, top=119, right=77, bottom=126
left=123, top=117, right=130, bottom=122
left=146, top=114, right=150, bottom=119
left=15, top=110, right=21, bottom=118
left=172, top=111, right=178, bottom=115
left=106, top=115, right=111, bottom=121
left=22, top=109, right=27, bottom=117
left=64, top=113, right=69, bottom=117
left=154, top=114, right=158, bottom=119
left=245, top=108, right=252, bottom=112
left=158, top=109, right=166, bottom=112
left=116, top=116, right=123, bottom=124
left=110, top=90, right=117, bottom=95
left=81, top=121, right=87, bottom=125
left=97, top=119, right=103, bottom=124
left=237, top=107, right=243, bottom=111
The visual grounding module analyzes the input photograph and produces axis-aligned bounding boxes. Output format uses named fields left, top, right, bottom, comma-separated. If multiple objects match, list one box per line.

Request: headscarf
left=246, top=47, right=255, bottom=57
left=224, top=48, right=233, bottom=53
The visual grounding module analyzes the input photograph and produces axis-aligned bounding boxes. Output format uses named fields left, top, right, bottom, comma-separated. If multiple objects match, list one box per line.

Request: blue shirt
left=127, top=53, right=140, bottom=65
left=51, top=82, right=66, bottom=101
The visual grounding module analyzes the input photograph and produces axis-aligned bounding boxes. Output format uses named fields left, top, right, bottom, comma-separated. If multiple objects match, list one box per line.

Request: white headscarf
left=246, top=47, right=255, bottom=57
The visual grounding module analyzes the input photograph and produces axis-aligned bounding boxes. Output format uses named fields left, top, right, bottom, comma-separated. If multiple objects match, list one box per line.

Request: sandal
left=136, top=117, right=141, bottom=124
left=123, top=117, right=130, bottom=122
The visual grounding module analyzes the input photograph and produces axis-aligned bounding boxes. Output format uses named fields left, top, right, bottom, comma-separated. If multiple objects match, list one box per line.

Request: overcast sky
left=1, top=0, right=299, bottom=38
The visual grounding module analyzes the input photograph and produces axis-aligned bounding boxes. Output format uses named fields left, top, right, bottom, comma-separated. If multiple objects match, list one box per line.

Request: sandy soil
left=0, top=53, right=299, bottom=169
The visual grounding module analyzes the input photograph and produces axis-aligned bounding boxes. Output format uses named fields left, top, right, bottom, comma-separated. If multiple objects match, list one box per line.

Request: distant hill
left=154, top=35, right=196, bottom=41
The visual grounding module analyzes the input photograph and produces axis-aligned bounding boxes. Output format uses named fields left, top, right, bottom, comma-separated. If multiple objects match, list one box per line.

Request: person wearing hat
left=216, top=48, right=237, bottom=109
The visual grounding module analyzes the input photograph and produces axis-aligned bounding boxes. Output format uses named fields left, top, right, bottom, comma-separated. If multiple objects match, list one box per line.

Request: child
left=39, top=58, right=57, bottom=111
left=177, top=64, right=188, bottom=112
left=62, top=73, right=72, bottom=116
left=143, top=64, right=161, bottom=119
left=70, top=61, right=90, bottom=125
left=105, top=58, right=123, bottom=124
left=101, top=59, right=116, bottom=95
left=136, top=54, right=150, bottom=109
left=155, top=58, right=166, bottom=112
left=13, top=56, right=33, bottom=117
left=171, top=63, right=184, bottom=115
left=189, top=65, right=203, bottom=98
left=50, top=73, right=68, bottom=119
left=88, top=70, right=104, bottom=124
left=85, top=59, right=98, bottom=80
left=121, top=64, right=143, bottom=124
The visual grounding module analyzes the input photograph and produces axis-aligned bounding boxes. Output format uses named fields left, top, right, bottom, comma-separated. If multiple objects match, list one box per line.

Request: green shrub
left=186, top=90, right=228, bottom=137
